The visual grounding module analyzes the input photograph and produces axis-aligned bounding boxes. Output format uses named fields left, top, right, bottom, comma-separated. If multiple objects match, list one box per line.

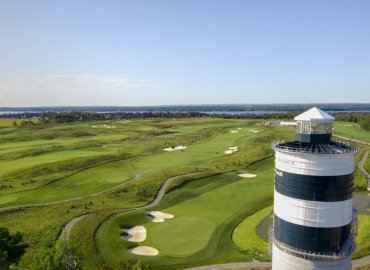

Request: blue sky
left=0, top=0, right=369, bottom=106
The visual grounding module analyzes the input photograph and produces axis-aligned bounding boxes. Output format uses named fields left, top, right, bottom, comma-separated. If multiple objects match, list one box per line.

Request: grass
left=354, top=211, right=370, bottom=259
left=0, top=118, right=368, bottom=269
left=333, top=121, right=370, bottom=142
left=95, top=159, right=274, bottom=269
left=232, top=205, right=272, bottom=260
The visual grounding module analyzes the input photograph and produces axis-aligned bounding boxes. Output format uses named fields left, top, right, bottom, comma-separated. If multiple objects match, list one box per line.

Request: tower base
left=272, top=244, right=352, bottom=270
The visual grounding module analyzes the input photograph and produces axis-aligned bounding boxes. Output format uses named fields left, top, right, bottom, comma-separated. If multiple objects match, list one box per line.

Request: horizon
left=1, top=0, right=370, bottom=106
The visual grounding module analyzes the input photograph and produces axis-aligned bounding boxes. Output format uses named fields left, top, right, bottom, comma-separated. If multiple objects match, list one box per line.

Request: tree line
left=1, top=111, right=369, bottom=130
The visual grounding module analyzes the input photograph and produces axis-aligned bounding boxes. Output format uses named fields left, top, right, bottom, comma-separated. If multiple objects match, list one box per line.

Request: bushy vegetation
left=0, top=227, right=28, bottom=269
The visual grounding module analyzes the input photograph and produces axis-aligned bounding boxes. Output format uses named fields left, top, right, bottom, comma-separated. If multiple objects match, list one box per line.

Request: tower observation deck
left=271, top=107, right=358, bottom=270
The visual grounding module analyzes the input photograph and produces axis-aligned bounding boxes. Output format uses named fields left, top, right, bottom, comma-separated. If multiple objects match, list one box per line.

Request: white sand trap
left=230, top=130, right=239, bottom=133
left=225, top=146, right=238, bottom=155
left=249, top=129, right=259, bottom=133
left=163, top=145, right=187, bottom=152
left=147, top=211, right=174, bottom=222
left=129, top=246, right=159, bottom=256
left=121, top=226, right=146, bottom=242
left=238, top=173, right=257, bottom=178
left=345, top=124, right=353, bottom=127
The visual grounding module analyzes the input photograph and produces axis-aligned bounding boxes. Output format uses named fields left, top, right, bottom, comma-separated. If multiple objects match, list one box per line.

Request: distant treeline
left=1, top=111, right=369, bottom=130
left=1, top=103, right=370, bottom=113
left=1, top=111, right=297, bottom=123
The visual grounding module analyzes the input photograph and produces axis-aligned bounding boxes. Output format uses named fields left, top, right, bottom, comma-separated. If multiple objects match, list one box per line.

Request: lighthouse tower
left=272, top=107, right=358, bottom=270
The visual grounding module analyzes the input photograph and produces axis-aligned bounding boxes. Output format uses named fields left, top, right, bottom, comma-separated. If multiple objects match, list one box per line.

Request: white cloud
left=0, top=74, right=157, bottom=106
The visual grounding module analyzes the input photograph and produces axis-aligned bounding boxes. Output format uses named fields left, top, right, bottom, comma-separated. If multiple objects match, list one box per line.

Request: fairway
left=0, top=117, right=368, bottom=270
left=95, top=159, right=275, bottom=269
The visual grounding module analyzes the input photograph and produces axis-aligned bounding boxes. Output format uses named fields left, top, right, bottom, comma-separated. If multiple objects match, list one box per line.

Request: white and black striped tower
left=272, top=107, right=358, bottom=270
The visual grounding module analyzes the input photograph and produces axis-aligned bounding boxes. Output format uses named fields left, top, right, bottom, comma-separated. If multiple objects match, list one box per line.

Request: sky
left=0, top=0, right=369, bottom=107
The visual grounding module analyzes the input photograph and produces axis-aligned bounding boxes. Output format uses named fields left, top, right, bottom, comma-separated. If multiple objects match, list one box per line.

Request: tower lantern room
left=295, top=107, right=334, bottom=143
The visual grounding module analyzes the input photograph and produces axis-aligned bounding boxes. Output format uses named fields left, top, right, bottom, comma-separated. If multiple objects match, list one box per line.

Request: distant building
left=279, top=121, right=296, bottom=126
left=271, top=107, right=358, bottom=270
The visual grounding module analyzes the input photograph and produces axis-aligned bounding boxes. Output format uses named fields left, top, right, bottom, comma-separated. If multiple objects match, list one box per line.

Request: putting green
left=96, top=160, right=274, bottom=268
left=150, top=217, right=216, bottom=257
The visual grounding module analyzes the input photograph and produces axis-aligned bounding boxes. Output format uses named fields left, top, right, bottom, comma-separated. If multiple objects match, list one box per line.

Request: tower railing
left=272, top=141, right=359, bottom=154
left=269, top=227, right=356, bottom=261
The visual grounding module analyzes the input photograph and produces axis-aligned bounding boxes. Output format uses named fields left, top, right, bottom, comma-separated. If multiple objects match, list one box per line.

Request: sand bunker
left=163, top=145, right=187, bottom=151
left=121, top=226, right=146, bottom=242
left=129, top=246, right=159, bottom=256
left=225, top=146, right=238, bottom=155
left=344, top=124, right=353, bottom=127
left=230, top=130, right=239, bottom=133
left=148, top=211, right=174, bottom=222
left=249, top=129, right=259, bottom=133
left=91, top=125, right=116, bottom=129
left=238, top=173, right=257, bottom=178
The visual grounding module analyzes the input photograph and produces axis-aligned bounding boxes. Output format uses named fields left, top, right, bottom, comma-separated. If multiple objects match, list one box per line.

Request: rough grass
left=232, top=206, right=272, bottom=261
left=0, top=118, right=367, bottom=269
left=333, top=121, right=370, bottom=142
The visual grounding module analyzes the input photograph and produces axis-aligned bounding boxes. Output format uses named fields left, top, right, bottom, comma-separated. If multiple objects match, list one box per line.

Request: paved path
left=184, top=255, right=370, bottom=270
left=60, top=171, right=205, bottom=239
left=358, top=150, right=370, bottom=191
left=333, top=134, right=370, bottom=146
left=60, top=214, right=88, bottom=240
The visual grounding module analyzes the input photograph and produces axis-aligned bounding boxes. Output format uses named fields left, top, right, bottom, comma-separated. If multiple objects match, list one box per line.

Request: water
left=1, top=109, right=369, bottom=115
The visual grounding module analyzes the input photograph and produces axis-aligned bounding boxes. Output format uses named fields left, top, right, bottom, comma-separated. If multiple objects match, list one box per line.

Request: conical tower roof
left=294, top=107, right=335, bottom=122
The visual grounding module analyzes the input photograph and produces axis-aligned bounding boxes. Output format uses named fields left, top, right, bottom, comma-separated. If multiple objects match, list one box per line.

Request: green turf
left=0, top=118, right=367, bottom=269
left=232, top=205, right=272, bottom=253
left=95, top=160, right=274, bottom=269
left=334, top=121, right=370, bottom=142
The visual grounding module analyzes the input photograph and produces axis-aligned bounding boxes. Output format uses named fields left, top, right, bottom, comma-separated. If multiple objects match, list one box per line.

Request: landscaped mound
left=147, top=211, right=174, bottom=222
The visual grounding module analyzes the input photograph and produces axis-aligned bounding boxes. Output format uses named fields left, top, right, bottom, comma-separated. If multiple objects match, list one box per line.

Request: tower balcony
left=270, top=228, right=356, bottom=261
left=272, top=140, right=358, bottom=155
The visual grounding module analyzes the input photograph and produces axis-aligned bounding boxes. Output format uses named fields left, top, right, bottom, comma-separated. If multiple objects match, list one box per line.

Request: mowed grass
left=95, top=158, right=274, bottom=269
left=354, top=212, right=370, bottom=259
left=232, top=205, right=272, bottom=255
left=333, top=121, right=370, bottom=142
left=0, top=123, right=267, bottom=206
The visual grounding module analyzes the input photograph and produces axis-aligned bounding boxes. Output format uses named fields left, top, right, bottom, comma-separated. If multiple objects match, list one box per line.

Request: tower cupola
left=294, top=107, right=335, bottom=143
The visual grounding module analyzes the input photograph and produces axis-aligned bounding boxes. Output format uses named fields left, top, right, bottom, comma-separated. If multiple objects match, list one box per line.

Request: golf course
left=0, top=117, right=369, bottom=269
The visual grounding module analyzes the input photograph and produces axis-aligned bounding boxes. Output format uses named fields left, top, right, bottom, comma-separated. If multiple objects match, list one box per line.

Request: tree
left=0, top=227, right=28, bottom=269
left=31, top=239, right=78, bottom=270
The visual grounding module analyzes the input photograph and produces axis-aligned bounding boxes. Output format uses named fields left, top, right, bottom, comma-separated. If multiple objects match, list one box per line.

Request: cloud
left=47, top=74, right=156, bottom=89
left=0, top=73, right=158, bottom=106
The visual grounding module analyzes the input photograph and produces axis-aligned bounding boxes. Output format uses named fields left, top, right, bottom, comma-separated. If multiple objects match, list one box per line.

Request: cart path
left=60, top=172, right=205, bottom=237
left=358, top=150, right=370, bottom=191
left=184, top=255, right=370, bottom=270
left=333, top=134, right=370, bottom=146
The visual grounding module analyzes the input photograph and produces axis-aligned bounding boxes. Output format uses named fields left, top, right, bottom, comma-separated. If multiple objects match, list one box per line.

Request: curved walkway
left=358, top=150, right=370, bottom=191
left=184, top=255, right=370, bottom=270
left=62, top=172, right=206, bottom=239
